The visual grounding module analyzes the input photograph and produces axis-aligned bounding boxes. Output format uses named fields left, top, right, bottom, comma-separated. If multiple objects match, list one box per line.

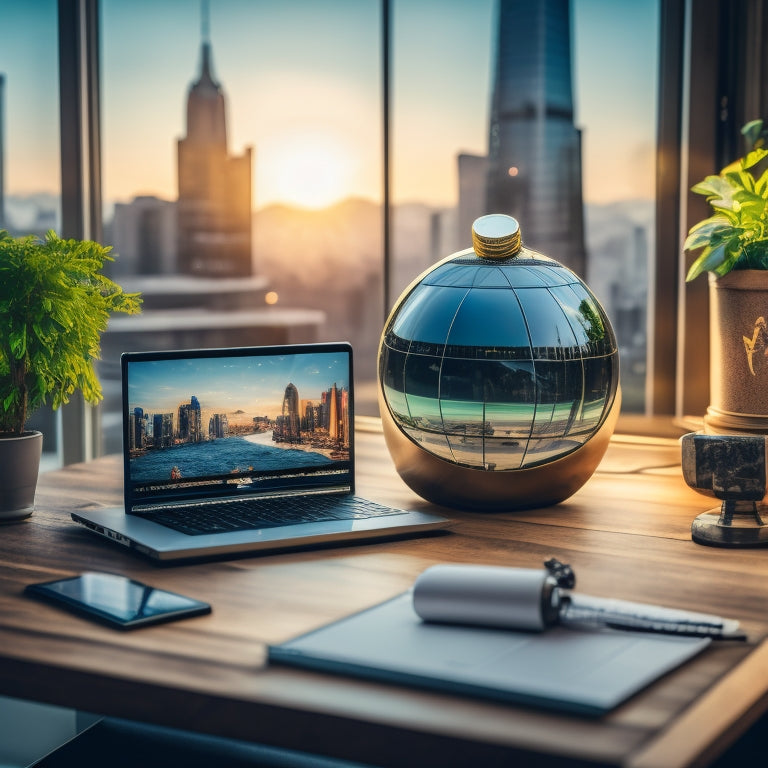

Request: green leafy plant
left=0, top=230, right=141, bottom=437
left=685, top=119, right=768, bottom=281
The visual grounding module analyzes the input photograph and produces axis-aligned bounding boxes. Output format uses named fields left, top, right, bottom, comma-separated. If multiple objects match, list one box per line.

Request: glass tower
left=485, top=0, right=586, bottom=276
left=281, top=383, right=302, bottom=442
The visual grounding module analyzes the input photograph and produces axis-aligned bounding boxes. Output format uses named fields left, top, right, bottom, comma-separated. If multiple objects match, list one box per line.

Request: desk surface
left=1, top=421, right=767, bottom=767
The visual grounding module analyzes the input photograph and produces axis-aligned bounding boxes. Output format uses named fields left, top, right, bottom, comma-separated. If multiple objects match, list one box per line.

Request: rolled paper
left=412, top=564, right=558, bottom=631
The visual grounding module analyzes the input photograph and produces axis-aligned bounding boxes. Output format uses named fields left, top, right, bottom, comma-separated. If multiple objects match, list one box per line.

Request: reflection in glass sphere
left=379, top=247, right=619, bottom=473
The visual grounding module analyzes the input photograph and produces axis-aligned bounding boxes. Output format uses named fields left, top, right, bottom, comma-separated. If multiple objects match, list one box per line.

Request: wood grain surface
left=0, top=420, right=766, bottom=767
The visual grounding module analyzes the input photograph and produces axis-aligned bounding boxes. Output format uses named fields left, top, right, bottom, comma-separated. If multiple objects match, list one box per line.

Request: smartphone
left=24, top=572, right=211, bottom=629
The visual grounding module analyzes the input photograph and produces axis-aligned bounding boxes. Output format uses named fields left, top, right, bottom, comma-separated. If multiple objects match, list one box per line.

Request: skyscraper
left=133, top=407, right=146, bottom=449
left=281, top=383, right=301, bottom=442
left=209, top=412, right=229, bottom=439
left=177, top=8, right=253, bottom=277
left=178, top=396, right=202, bottom=442
left=328, top=383, right=339, bottom=441
left=484, top=0, right=586, bottom=276
left=153, top=413, right=174, bottom=448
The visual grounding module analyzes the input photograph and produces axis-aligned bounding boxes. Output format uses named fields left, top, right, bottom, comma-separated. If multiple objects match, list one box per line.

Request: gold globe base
left=378, top=387, right=620, bottom=512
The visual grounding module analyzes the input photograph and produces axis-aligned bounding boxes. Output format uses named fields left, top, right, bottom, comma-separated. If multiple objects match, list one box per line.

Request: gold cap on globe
left=471, top=214, right=522, bottom=260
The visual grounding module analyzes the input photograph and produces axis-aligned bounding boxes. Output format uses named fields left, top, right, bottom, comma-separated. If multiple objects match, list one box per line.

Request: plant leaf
left=755, top=169, right=768, bottom=196
left=687, top=241, right=728, bottom=281
left=691, top=174, right=743, bottom=212
left=684, top=216, right=737, bottom=251
left=742, top=119, right=765, bottom=149
left=742, top=147, right=768, bottom=171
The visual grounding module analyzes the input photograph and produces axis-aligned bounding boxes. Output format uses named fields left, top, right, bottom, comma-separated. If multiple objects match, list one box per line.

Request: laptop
left=72, top=342, right=448, bottom=562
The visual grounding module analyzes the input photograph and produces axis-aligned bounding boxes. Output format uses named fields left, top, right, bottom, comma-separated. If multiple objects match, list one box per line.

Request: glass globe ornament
left=377, top=214, right=620, bottom=511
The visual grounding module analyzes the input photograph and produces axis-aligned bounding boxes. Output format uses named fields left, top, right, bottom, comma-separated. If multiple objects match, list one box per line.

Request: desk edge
left=627, top=639, right=768, bottom=768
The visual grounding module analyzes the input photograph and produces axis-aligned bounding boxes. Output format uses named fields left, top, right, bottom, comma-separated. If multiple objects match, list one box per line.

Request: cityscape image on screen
left=126, top=351, right=351, bottom=497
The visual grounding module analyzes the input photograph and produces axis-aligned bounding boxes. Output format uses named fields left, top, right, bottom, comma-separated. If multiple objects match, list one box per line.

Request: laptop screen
left=121, top=344, right=354, bottom=509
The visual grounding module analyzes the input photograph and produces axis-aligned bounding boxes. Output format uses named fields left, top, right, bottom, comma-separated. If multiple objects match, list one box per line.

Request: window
left=14, top=0, right=766, bottom=461
left=0, top=0, right=61, bottom=463
left=98, top=0, right=383, bottom=452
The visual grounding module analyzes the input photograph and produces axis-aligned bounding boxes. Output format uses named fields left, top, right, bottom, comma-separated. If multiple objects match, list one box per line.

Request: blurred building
left=177, top=30, right=253, bottom=277
left=456, top=153, right=487, bottom=249
left=111, top=196, right=177, bottom=276
left=460, top=0, right=587, bottom=277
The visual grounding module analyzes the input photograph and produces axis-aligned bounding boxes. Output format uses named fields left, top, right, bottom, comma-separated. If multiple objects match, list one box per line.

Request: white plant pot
left=0, top=431, right=43, bottom=521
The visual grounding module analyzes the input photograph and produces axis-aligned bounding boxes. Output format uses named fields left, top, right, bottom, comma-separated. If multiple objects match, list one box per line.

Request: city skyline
left=131, top=384, right=346, bottom=425
left=127, top=353, right=350, bottom=419
left=129, top=378, right=351, bottom=465
left=0, top=0, right=657, bottom=211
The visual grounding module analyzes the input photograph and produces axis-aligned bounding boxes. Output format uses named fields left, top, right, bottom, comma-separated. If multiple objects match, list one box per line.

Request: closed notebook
left=268, top=592, right=710, bottom=716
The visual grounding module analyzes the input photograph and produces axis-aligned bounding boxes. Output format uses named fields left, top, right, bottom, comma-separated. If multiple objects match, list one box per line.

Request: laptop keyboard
left=142, top=495, right=407, bottom=536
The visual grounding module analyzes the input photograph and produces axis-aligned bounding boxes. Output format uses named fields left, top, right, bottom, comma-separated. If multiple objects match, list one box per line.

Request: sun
left=263, top=132, right=353, bottom=210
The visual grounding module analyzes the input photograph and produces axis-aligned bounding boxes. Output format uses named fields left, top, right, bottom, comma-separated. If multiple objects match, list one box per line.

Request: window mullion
left=58, top=0, right=102, bottom=464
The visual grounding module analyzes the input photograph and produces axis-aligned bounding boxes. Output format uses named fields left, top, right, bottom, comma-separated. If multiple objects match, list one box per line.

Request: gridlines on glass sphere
left=379, top=252, right=619, bottom=471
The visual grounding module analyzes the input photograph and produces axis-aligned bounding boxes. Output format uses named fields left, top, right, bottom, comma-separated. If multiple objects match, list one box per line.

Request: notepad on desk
left=268, top=591, right=711, bottom=717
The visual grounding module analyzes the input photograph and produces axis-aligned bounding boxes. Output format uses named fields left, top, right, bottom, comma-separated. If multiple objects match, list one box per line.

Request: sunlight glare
left=264, top=132, right=353, bottom=209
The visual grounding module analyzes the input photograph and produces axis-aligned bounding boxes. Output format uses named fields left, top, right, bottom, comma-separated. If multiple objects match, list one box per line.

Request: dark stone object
left=681, top=432, right=768, bottom=547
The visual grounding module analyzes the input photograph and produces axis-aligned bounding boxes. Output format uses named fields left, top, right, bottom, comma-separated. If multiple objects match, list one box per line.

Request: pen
left=412, top=563, right=746, bottom=640
left=557, top=592, right=746, bottom=640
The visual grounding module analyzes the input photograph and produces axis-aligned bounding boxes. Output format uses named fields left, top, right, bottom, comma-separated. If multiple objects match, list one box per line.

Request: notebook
left=72, top=342, right=448, bottom=562
left=269, top=592, right=711, bottom=717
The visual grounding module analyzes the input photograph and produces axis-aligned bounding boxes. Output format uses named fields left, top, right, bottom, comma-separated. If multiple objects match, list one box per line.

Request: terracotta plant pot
left=706, top=270, right=768, bottom=433
left=0, top=431, right=43, bottom=521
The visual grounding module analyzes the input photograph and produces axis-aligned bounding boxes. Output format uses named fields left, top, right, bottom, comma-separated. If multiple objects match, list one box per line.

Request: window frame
left=650, top=0, right=768, bottom=425
left=58, top=0, right=102, bottom=464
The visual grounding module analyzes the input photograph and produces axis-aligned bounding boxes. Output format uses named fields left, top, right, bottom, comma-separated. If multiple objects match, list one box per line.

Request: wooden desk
left=1, top=421, right=767, bottom=767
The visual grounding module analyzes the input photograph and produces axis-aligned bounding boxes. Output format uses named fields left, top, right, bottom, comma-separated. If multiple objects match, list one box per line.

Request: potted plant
left=0, top=230, right=141, bottom=520
left=684, top=119, right=768, bottom=433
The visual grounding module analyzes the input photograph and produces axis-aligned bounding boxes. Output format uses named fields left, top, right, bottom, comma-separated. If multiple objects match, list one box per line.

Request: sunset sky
left=0, top=0, right=658, bottom=211
left=127, top=350, right=350, bottom=419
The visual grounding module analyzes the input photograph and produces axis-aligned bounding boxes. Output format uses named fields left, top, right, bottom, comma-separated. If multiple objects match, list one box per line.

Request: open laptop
left=72, top=342, right=448, bottom=562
